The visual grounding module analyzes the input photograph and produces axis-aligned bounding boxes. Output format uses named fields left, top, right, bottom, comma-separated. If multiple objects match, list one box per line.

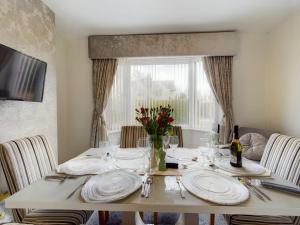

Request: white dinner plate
left=166, top=148, right=198, bottom=160
left=113, top=149, right=146, bottom=160
left=182, top=170, right=249, bottom=205
left=57, top=156, right=112, bottom=175
left=215, top=157, right=266, bottom=176
left=81, top=169, right=142, bottom=203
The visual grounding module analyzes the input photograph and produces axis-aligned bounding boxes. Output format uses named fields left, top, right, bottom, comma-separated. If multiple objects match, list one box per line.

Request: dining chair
left=0, top=135, right=92, bottom=225
left=120, top=125, right=183, bottom=148
left=224, top=133, right=300, bottom=225
left=135, top=212, right=185, bottom=225
left=120, top=125, right=183, bottom=225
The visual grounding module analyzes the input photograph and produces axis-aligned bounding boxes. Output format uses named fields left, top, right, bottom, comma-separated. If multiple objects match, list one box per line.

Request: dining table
left=5, top=147, right=300, bottom=225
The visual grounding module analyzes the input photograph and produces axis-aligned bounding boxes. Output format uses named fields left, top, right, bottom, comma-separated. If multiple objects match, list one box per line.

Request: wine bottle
left=230, top=125, right=242, bottom=167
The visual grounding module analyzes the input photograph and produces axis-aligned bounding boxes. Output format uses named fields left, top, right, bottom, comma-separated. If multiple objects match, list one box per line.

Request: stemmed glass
left=169, top=136, right=179, bottom=153
left=163, top=135, right=170, bottom=149
left=137, top=137, right=151, bottom=173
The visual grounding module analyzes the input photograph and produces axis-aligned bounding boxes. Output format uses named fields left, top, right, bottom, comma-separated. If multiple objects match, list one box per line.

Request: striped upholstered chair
left=120, top=125, right=183, bottom=224
left=0, top=135, right=92, bottom=225
left=225, top=133, right=300, bottom=225
left=120, top=125, right=183, bottom=148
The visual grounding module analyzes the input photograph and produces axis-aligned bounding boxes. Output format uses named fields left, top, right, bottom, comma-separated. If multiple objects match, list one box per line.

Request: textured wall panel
left=0, top=0, right=57, bottom=191
left=89, top=32, right=239, bottom=59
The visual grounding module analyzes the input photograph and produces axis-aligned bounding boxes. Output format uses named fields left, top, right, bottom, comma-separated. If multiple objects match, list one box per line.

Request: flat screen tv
left=0, top=43, right=47, bottom=102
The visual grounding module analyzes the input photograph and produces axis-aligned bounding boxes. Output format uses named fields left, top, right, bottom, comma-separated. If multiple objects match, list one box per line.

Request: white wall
left=267, top=11, right=300, bottom=137
left=233, top=33, right=269, bottom=129
left=56, top=38, right=93, bottom=162
left=56, top=32, right=271, bottom=159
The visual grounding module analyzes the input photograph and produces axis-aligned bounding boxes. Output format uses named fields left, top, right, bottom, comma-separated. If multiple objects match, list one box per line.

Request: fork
left=238, top=177, right=265, bottom=201
left=244, top=178, right=271, bottom=201
left=176, top=176, right=185, bottom=199
left=145, top=176, right=153, bottom=198
left=141, top=173, right=148, bottom=197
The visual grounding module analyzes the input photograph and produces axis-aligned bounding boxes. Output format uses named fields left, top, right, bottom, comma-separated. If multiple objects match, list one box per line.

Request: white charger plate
left=113, top=149, right=146, bottom=160
left=57, top=156, right=112, bottom=175
left=182, top=170, right=249, bottom=205
left=81, top=169, right=142, bottom=203
left=215, top=157, right=266, bottom=176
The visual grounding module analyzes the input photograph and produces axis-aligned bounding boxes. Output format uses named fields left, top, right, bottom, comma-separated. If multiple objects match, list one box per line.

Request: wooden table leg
left=153, top=212, right=158, bottom=225
left=105, top=211, right=109, bottom=222
left=210, top=214, right=215, bottom=225
left=98, top=211, right=106, bottom=225
left=184, top=213, right=198, bottom=225
left=122, top=211, right=135, bottom=225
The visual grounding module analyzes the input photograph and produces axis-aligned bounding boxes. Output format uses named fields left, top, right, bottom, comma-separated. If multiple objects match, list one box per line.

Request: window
left=105, top=57, right=221, bottom=132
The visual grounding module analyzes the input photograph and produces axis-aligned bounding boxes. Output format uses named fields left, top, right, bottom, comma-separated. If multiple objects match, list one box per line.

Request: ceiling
left=43, top=0, right=300, bottom=38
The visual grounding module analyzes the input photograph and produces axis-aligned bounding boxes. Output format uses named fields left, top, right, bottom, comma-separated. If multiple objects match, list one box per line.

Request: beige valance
left=88, top=32, right=238, bottom=59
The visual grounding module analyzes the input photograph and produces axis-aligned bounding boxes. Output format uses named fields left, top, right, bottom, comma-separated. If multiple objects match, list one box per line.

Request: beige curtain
left=90, top=59, right=118, bottom=147
left=203, top=56, right=234, bottom=144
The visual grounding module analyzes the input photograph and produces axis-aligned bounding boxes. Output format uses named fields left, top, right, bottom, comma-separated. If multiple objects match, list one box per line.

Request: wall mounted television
left=0, top=43, right=47, bottom=102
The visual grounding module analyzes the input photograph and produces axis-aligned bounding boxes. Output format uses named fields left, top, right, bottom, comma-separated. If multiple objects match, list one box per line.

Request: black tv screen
left=0, top=43, right=47, bottom=102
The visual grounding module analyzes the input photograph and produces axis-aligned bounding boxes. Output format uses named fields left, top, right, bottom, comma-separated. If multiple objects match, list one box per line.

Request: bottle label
left=230, top=155, right=237, bottom=164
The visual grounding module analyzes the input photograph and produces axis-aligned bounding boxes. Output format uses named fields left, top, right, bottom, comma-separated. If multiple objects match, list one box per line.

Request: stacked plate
left=81, top=169, right=142, bottom=203
left=215, top=157, right=266, bottom=176
left=182, top=170, right=249, bottom=205
left=57, top=156, right=112, bottom=175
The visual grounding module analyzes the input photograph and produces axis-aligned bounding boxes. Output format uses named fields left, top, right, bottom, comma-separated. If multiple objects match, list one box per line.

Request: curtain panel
left=203, top=56, right=234, bottom=144
left=90, top=58, right=118, bottom=147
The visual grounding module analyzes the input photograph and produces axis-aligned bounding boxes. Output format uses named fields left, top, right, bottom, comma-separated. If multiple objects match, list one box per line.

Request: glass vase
left=149, top=134, right=167, bottom=172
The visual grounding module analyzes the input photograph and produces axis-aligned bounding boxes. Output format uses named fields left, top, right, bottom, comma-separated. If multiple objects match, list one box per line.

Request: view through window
left=105, top=57, right=221, bottom=132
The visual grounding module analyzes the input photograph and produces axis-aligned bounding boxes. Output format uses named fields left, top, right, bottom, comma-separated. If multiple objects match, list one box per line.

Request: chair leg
left=98, top=211, right=106, bottom=225
left=210, top=214, right=215, bottom=225
left=153, top=212, right=158, bottom=225
left=105, top=211, right=109, bottom=222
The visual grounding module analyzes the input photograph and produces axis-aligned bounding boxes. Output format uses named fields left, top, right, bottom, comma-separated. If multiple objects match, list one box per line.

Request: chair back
left=0, top=135, right=57, bottom=222
left=260, top=133, right=300, bottom=185
left=120, top=126, right=183, bottom=148
left=120, top=126, right=147, bottom=148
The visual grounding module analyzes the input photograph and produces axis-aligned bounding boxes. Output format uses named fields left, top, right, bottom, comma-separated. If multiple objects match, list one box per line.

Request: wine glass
left=163, top=135, right=170, bottom=149
left=137, top=137, right=151, bottom=173
left=169, top=136, right=179, bottom=152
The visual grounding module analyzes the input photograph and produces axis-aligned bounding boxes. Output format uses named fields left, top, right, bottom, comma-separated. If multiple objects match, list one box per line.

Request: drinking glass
left=98, top=141, right=112, bottom=158
left=163, top=135, right=170, bottom=149
left=198, top=134, right=216, bottom=166
left=137, top=137, right=151, bottom=173
left=169, top=136, right=179, bottom=152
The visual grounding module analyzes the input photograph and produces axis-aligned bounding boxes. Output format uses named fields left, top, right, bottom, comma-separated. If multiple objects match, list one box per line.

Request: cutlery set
left=44, top=174, right=79, bottom=183
left=141, top=173, right=153, bottom=198
left=176, top=176, right=185, bottom=199
left=238, top=177, right=271, bottom=202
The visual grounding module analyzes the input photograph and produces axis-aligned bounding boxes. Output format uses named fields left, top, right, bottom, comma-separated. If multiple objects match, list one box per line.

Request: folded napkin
left=261, top=180, right=300, bottom=195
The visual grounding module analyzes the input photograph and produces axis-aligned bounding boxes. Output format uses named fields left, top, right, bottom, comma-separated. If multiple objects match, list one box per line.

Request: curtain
left=203, top=56, right=234, bottom=144
left=90, top=59, right=118, bottom=147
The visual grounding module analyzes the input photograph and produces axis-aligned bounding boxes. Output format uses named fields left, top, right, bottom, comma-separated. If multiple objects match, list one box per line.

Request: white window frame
left=105, top=56, right=221, bottom=132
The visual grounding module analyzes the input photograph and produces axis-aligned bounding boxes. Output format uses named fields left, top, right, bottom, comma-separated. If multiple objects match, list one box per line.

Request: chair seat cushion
left=240, top=133, right=267, bottom=161
left=22, top=209, right=92, bottom=225
left=225, top=214, right=296, bottom=225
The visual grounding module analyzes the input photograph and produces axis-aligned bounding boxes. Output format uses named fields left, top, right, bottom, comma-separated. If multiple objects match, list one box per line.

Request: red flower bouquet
left=135, top=105, right=174, bottom=136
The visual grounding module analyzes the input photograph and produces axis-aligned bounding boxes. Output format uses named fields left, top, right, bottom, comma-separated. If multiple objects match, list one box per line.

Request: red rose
left=168, top=117, right=174, bottom=123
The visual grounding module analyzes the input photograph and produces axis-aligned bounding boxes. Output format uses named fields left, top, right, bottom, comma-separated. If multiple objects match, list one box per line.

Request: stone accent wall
left=0, top=0, right=57, bottom=191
